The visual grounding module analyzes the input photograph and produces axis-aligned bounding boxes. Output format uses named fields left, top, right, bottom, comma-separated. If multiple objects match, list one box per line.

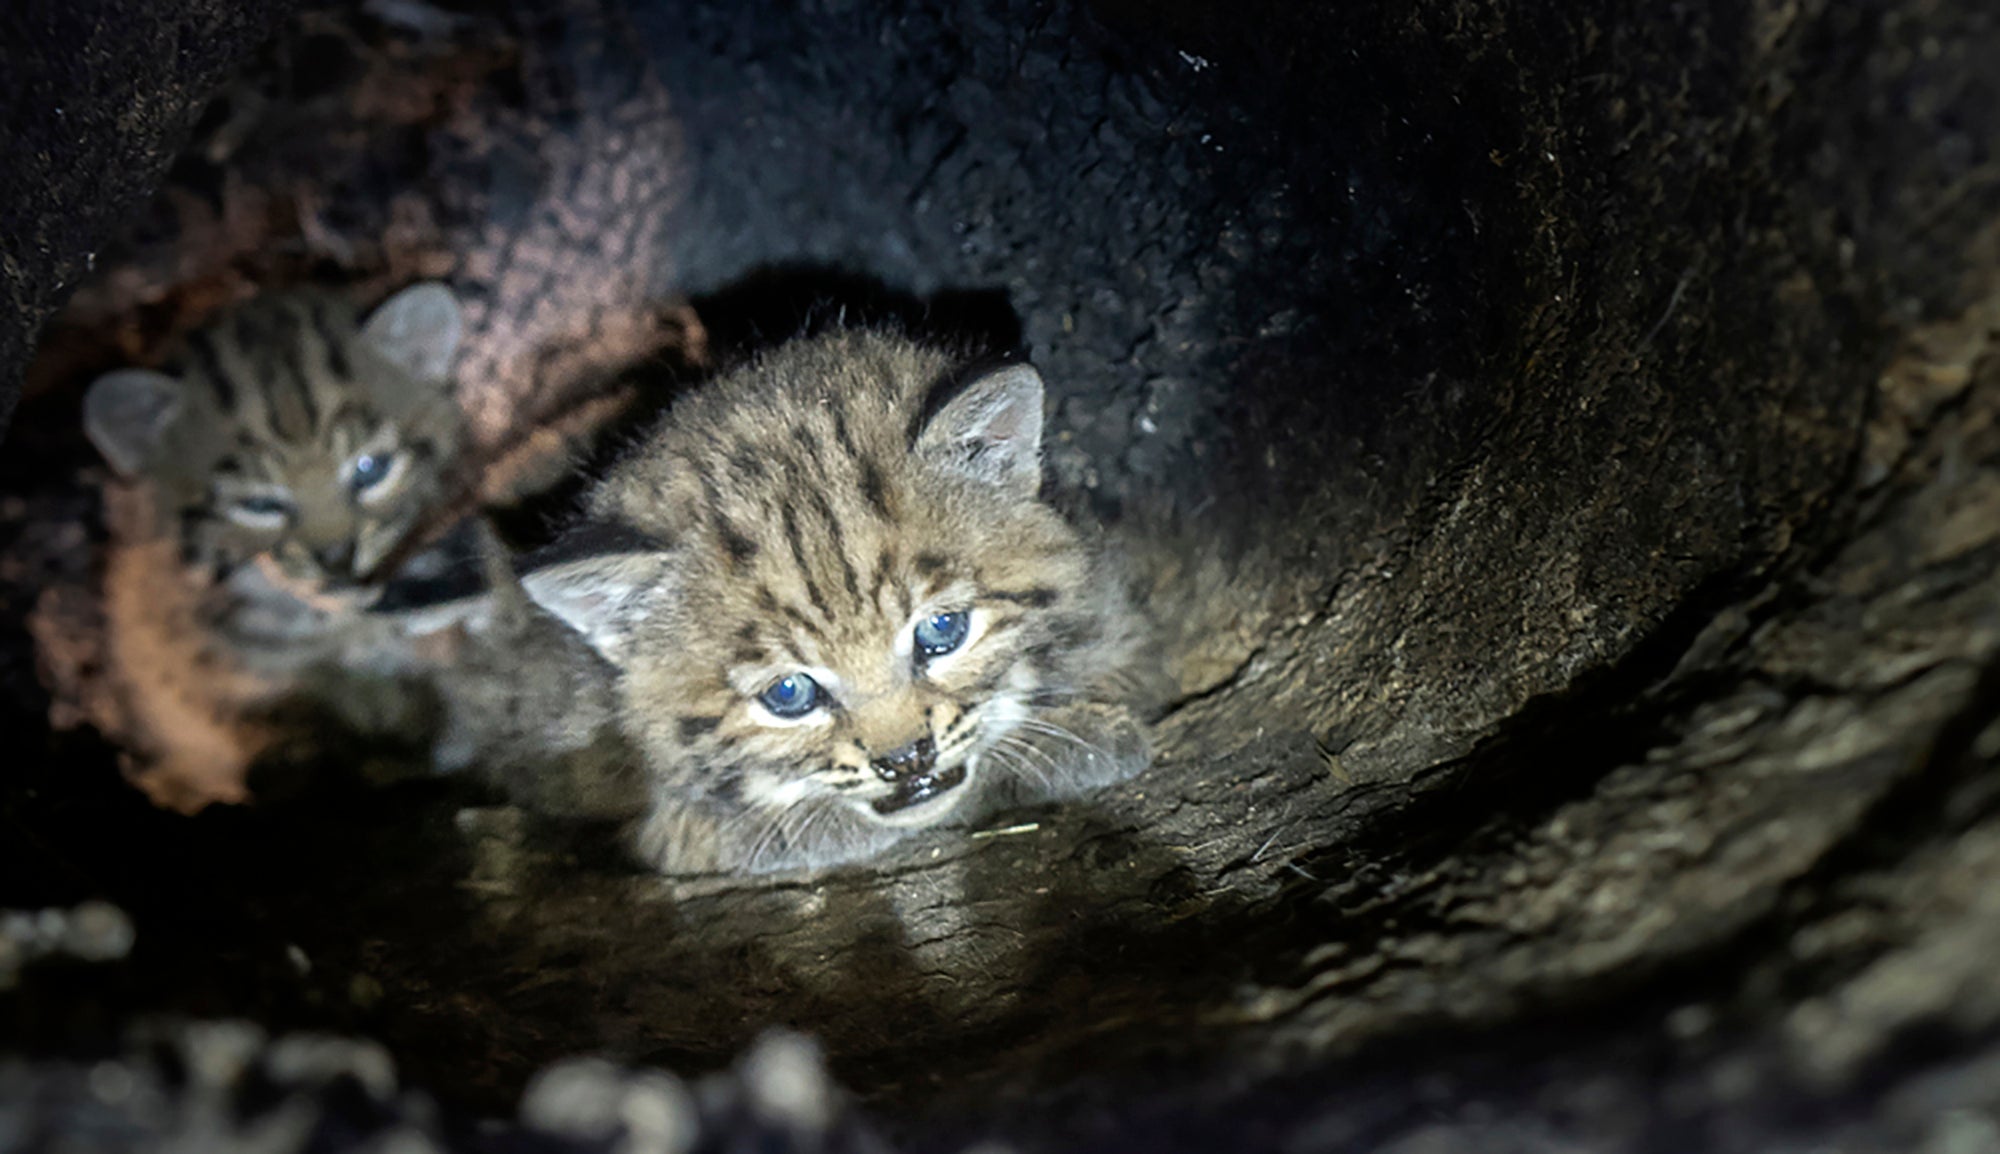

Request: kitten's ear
left=83, top=369, right=186, bottom=477
left=916, top=363, right=1046, bottom=496
left=519, top=549, right=670, bottom=669
left=360, top=282, right=463, bottom=383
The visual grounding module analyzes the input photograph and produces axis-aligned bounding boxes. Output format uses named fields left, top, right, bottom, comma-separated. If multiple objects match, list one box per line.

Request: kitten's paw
left=638, top=795, right=911, bottom=878
left=990, top=700, right=1150, bottom=802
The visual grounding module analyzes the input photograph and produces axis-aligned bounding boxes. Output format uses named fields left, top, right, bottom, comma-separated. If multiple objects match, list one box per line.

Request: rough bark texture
left=5, top=0, right=2000, bottom=1152
left=0, top=0, right=293, bottom=434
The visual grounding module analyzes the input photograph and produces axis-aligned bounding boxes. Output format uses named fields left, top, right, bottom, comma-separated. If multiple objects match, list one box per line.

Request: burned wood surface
left=3, top=0, right=2000, bottom=1152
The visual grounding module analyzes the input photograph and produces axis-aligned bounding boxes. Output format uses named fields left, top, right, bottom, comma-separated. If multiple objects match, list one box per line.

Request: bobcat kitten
left=84, top=283, right=467, bottom=652
left=523, top=330, right=1154, bottom=875
left=63, top=284, right=466, bottom=811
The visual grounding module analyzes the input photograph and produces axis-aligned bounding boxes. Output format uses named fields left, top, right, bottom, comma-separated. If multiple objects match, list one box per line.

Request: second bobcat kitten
left=83, top=284, right=467, bottom=657
left=58, top=285, right=467, bottom=810
left=523, top=330, right=1155, bottom=876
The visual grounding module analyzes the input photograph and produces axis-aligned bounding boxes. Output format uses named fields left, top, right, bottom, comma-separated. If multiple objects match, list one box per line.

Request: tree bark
left=0, top=0, right=291, bottom=430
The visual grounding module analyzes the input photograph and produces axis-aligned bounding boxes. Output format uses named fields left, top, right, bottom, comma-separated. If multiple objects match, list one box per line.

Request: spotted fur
left=524, top=330, right=1151, bottom=875
left=84, top=284, right=466, bottom=609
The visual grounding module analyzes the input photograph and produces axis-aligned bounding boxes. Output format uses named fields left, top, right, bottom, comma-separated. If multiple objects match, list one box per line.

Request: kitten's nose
left=312, top=541, right=354, bottom=574
left=871, top=736, right=937, bottom=783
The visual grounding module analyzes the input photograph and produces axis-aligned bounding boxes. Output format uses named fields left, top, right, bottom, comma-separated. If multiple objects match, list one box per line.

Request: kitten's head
left=525, top=331, right=1122, bottom=866
left=84, top=283, right=466, bottom=590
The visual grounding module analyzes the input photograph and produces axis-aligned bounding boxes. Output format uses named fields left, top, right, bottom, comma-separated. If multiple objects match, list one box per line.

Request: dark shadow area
left=691, top=265, right=1025, bottom=366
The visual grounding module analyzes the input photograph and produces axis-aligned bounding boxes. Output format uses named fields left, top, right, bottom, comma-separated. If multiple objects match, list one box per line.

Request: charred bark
left=0, top=0, right=292, bottom=429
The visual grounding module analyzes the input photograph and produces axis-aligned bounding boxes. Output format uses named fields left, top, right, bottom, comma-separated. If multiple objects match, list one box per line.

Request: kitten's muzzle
left=870, top=736, right=937, bottom=783
left=869, top=736, right=968, bottom=816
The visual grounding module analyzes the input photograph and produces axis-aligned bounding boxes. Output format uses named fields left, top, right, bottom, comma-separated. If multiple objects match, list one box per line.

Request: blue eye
left=758, top=673, right=821, bottom=718
left=230, top=494, right=293, bottom=523
left=348, top=451, right=397, bottom=494
left=914, top=611, right=970, bottom=658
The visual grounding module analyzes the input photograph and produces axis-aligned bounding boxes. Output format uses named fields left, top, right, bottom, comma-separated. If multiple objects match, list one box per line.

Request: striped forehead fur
left=163, top=292, right=457, bottom=487
left=590, top=332, right=1079, bottom=640
left=84, top=284, right=467, bottom=588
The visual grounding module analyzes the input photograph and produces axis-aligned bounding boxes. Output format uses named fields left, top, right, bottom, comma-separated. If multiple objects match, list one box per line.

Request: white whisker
left=989, top=737, right=1059, bottom=793
left=786, top=798, right=839, bottom=866
left=987, top=749, right=1051, bottom=796
left=1009, top=717, right=1115, bottom=762
left=740, top=802, right=797, bottom=873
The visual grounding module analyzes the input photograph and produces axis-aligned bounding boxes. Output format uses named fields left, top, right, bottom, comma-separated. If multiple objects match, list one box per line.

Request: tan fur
left=52, top=285, right=469, bottom=809
left=408, top=525, right=641, bottom=820
left=87, top=286, right=466, bottom=609
left=526, top=330, right=1156, bottom=876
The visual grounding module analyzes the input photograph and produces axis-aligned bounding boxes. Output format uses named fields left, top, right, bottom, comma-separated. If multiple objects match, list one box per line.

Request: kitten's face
left=529, top=332, right=1120, bottom=862
left=196, top=394, right=441, bottom=589
left=641, top=493, right=1090, bottom=832
left=85, top=284, right=466, bottom=592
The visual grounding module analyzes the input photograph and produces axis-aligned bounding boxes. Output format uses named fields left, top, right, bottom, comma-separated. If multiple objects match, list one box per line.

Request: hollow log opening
left=4, top=0, right=2000, bottom=1150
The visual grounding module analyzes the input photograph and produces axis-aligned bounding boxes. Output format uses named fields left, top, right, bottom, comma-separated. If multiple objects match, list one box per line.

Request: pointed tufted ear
left=359, top=281, right=464, bottom=383
left=519, top=544, right=672, bottom=669
left=83, top=368, right=187, bottom=477
left=915, top=363, right=1046, bottom=497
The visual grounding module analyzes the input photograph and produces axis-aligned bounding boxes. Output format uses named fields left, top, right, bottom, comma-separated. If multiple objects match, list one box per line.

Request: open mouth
left=870, top=764, right=969, bottom=815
